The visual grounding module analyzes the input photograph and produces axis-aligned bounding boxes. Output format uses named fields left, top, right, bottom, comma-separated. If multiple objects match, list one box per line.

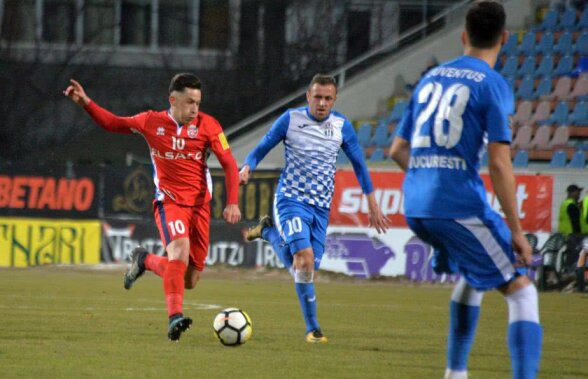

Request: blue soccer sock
left=446, top=279, right=483, bottom=373
left=506, top=285, right=542, bottom=379
left=294, top=270, right=320, bottom=333
left=262, top=226, right=293, bottom=269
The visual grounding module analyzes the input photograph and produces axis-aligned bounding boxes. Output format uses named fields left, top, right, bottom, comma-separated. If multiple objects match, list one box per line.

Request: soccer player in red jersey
left=64, top=73, right=241, bottom=341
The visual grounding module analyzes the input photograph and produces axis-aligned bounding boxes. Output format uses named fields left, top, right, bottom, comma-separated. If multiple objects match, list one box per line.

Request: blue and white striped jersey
left=244, top=106, right=373, bottom=209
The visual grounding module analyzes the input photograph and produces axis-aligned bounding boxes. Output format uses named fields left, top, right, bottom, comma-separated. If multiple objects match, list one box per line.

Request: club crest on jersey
left=187, top=124, right=198, bottom=138
left=157, top=126, right=165, bottom=136
left=323, top=122, right=334, bottom=137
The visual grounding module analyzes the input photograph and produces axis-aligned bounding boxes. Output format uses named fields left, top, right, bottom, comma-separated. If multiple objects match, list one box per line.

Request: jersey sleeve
left=395, top=97, right=414, bottom=142
left=484, top=78, right=513, bottom=143
left=84, top=101, right=148, bottom=134
left=341, top=120, right=374, bottom=194
left=243, top=111, right=290, bottom=171
left=208, top=118, right=239, bottom=205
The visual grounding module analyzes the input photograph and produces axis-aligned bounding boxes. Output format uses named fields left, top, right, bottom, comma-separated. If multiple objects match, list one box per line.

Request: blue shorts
left=273, top=196, right=329, bottom=270
left=406, top=211, right=518, bottom=291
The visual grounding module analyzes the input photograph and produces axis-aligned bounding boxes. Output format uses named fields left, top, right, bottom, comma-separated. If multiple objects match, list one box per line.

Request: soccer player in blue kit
left=239, top=74, right=390, bottom=343
left=390, top=1, right=542, bottom=378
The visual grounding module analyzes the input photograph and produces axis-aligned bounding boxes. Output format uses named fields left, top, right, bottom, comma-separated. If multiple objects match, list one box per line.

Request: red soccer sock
left=163, top=260, right=187, bottom=317
left=145, top=254, right=168, bottom=278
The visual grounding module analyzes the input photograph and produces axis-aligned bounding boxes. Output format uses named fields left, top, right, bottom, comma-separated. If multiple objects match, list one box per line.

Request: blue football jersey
left=244, top=107, right=373, bottom=209
left=396, top=55, right=514, bottom=218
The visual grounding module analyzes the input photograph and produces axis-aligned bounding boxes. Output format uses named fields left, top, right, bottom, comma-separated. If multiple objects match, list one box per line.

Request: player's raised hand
left=239, top=165, right=250, bottom=185
left=512, top=230, right=533, bottom=267
left=223, top=204, right=241, bottom=224
left=63, top=79, right=90, bottom=107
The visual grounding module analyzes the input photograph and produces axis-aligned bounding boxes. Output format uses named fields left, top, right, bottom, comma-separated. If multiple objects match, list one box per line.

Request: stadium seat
left=357, top=123, right=372, bottom=147
left=530, top=125, right=553, bottom=149
left=513, top=150, right=529, bottom=167
left=369, top=148, right=386, bottom=162
left=554, top=32, right=573, bottom=55
left=577, top=8, right=588, bottom=30
left=513, top=101, right=533, bottom=126
left=512, top=125, right=533, bottom=149
left=559, top=8, right=577, bottom=30
left=387, top=100, right=408, bottom=123
left=549, top=149, right=567, bottom=167
left=535, top=55, right=554, bottom=78
left=575, top=32, right=588, bottom=55
left=500, top=33, right=518, bottom=56
left=548, top=125, right=570, bottom=149
left=534, top=76, right=553, bottom=98
left=504, top=76, right=516, bottom=90
left=545, top=101, right=569, bottom=125
left=336, top=150, right=349, bottom=164
left=518, top=32, right=536, bottom=55
left=537, top=9, right=558, bottom=32
left=570, top=74, right=588, bottom=99
left=549, top=76, right=572, bottom=100
left=371, top=123, right=390, bottom=148
left=554, top=55, right=574, bottom=76
left=568, top=101, right=588, bottom=124
left=516, top=76, right=536, bottom=100
left=536, top=32, right=554, bottom=55
left=500, top=56, right=519, bottom=77
left=568, top=150, right=586, bottom=168
left=530, top=100, right=552, bottom=124
left=518, top=56, right=536, bottom=77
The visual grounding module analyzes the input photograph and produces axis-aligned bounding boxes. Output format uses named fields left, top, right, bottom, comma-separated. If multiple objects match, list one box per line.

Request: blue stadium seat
left=575, top=32, right=588, bottom=55
left=516, top=77, right=536, bottom=100
left=500, top=33, right=518, bottom=56
left=369, top=148, right=386, bottom=162
left=504, top=76, right=516, bottom=90
left=569, top=150, right=586, bottom=168
left=559, top=8, right=577, bottom=31
left=554, top=32, right=573, bottom=55
left=536, top=32, right=554, bottom=55
left=554, top=55, right=574, bottom=76
left=388, top=100, right=408, bottom=123
left=568, top=101, right=588, bottom=124
left=577, top=8, right=588, bottom=30
left=549, top=149, right=567, bottom=168
left=500, top=56, right=519, bottom=77
left=518, top=32, right=536, bottom=55
left=537, top=9, right=558, bottom=32
left=546, top=101, right=569, bottom=125
left=371, top=123, right=390, bottom=148
left=534, top=76, right=553, bottom=98
left=535, top=55, right=554, bottom=77
left=518, top=56, right=536, bottom=77
left=357, top=123, right=372, bottom=147
left=336, top=150, right=349, bottom=164
left=513, top=150, right=529, bottom=168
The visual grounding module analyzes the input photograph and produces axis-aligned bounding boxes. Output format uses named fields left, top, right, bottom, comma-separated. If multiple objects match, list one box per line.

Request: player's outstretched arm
left=63, top=79, right=90, bottom=107
left=366, top=192, right=390, bottom=234
left=488, top=142, right=532, bottom=266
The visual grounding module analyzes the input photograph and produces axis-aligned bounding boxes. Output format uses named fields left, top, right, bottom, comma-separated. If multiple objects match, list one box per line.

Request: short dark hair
left=308, top=74, right=337, bottom=91
left=465, top=1, right=505, bottom=49
left=169, top=73, right=201, bottom=94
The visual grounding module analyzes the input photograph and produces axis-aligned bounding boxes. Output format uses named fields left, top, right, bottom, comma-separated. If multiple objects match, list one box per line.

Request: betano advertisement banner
left=330, top=170, right=553, bottom=232
left=0, top=217, right=101, bottom=267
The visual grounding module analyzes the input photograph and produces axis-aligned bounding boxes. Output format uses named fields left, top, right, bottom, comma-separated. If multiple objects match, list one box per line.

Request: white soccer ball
left=213, top=308, right=252, bottom=346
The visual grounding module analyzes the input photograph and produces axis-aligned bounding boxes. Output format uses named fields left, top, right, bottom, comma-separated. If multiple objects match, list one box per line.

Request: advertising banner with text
left=330, top=170, right=553, bottom=232
left=0, top=217, right=101, bottom=267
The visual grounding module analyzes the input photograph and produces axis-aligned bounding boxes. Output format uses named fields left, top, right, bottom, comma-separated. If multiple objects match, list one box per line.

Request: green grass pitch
left=0, top=267, right=586, bottom=379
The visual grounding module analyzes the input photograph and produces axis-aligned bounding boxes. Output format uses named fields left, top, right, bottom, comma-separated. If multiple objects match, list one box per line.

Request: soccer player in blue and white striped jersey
left=391, top=2, right=542, bottom=378
left=240, top=74, right=389, bottom=343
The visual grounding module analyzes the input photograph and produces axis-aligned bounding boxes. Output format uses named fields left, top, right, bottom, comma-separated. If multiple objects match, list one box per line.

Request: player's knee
left=293, top=248, right=314, bottom=271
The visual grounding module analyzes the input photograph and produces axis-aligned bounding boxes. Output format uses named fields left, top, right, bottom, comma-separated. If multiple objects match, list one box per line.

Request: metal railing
left=227, top=0, right=472, bottom=141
